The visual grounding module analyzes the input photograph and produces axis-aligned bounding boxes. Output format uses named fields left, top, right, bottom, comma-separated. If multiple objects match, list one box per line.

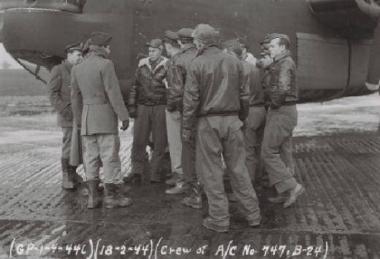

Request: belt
left=198, top=111, right=239, bottom=117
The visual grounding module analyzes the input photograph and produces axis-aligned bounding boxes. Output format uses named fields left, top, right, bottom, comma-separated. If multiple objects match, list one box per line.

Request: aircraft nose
left=356, top=0, right=380, bottom=18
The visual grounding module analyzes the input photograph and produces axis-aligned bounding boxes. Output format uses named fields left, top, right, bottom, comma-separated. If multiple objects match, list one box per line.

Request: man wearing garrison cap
left=48, top=42, right=83, bottom=190
left=182, top=24, right=261, bottom=232
left=71, top=31, right=132, bottom=209
left=261, top=33, right=304, bottom=208
left=126, top=38, right=169, bottom=184
left=162, top=28, right=200, bottom=203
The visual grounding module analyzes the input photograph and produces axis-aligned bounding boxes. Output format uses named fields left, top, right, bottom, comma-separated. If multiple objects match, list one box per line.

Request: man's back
left=189, top=46, right=244, bottom=116
left=73, top=53, right=111, bottom=102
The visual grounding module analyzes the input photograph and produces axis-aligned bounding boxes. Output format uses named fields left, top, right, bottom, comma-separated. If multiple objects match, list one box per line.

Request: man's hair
left=278, top=37, right=290, bottom=49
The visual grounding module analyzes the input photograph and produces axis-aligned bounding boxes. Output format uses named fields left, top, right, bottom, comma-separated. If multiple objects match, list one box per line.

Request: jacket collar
left=180, top=44, right=196, bottom=54
left=62, top=60, right=73, bottom=72
left=196, top=44, right=220, bottom=57
left=138, top=56, right=168, bottom=73
left=273, top=49, right=291, bottom=63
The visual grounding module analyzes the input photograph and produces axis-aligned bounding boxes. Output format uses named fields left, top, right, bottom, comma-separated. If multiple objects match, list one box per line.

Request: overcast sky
left=0, top=43, right=22, bottom=69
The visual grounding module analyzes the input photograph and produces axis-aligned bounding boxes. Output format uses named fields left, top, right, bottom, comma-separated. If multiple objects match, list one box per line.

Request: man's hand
left=120, top=119, right=130, bottom=131
left=182, top=128, right=194, bottom=143
left=128, top=106, right=137, bottom=119
left=61, top=106, right=73, bottom=121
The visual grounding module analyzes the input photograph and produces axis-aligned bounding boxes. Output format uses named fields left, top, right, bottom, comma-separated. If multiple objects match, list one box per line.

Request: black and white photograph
left=0, top=0, right=380, bottom=258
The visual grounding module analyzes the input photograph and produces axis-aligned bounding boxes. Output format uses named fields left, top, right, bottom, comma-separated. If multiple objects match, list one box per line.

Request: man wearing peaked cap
left=163, top=31, right=180, bottom=58
left=71, top=31, right=132, bottom=209
left=177, top=28, right=194, bottom=40
left=48, top=42, right=83, bottom=190
left=65, top=42, right=83, bottom=53
left=88, top=31, right=113, bottom=46
left=126, top=38, right=169, bottom=184
left=164, top=30, right=179, bottom=42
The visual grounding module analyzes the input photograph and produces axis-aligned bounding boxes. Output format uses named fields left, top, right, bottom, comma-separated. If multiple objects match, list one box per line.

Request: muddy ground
left=0, top=94, right=379, bottom=259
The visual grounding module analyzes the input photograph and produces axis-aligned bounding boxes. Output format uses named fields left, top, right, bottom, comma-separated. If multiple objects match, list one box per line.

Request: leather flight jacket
left=264, top=50, right=297, bottom=109
left=129, top=56, right=168, bottom=107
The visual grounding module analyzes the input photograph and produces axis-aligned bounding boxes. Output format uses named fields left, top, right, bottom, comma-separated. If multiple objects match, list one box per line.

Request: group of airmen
left=48, top=23, right=305, bottom=233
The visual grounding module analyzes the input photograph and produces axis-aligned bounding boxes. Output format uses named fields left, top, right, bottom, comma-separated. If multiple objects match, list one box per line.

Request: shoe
left=86, top=180, right=102, bottom=209
left=61, top=159, right=75, bottom=190
left=283, top=184, right=305, bottom=208
left=202, top=217, right=229, bottom=233
left=165, top=174, right=180, bottom=186
left=104, top=184, right=133, bottom=209
left=165, top=182, right=189, bottom=194
left=181, top=194, right=202, bottom=209
left=68, top=165, right=83, bottom=186
left=247, top=214, right=261, bottom=227
left=62, top=171, right=75, bottom=190
left=267, top=194, right=288, bottom=204
left=123, top=173, right=142, bottom=184
left=71, top=172, right=84, bottom=186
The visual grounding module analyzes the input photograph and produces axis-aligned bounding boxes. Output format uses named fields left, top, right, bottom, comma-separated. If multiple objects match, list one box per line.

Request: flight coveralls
left=71, top=47, right=129, bottom=185
left=48, top=60, right=77, bottom=185
left=261, top=50, right=298, bottom=194
left=242, top=61, right=267, bottom=183
left=129, top=56, right=169, bottom=181
left=182, top=46, right=260, bottom=227
left=166, top=45, right=198, bottom=187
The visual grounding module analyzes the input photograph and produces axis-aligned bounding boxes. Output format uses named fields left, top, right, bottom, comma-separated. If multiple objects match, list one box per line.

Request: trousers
left=166, top=110, right=183, bottom=175
left=196, top=116, right=260, bottom=225
left=131, top=105, right=168, bottom=179
left=244, top=106, right=266, bottom=182
left=83, top=134, right=123, bottom=184
left=61, top=127, right=73, bottom=159
left=261, top=105, right=298, bottom=193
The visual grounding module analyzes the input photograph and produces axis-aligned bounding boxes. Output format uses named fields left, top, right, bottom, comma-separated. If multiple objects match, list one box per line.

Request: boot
left=86, top=180, right=102, bottom=209
left=61, top=159, right=74, bottom=190
left=181, top=182, right=202, bottom=209
left=104, top=184, right=133, bottom=209
left=68, top=165, right=83, bottom=186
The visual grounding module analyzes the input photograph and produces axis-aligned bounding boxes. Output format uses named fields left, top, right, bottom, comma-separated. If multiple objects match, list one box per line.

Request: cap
left=261, top=33, right=290, bottom=45
left=88, top=31, right=112, bottom=46
left=192, top=24, right=220, bottom=45
left=163, top=30, right=179, bottom=41
left=146, top=38, right=163, bottom=48
left=222, top=39, right=243, bottom=57
left=177, top=28, right=194, bottom=39
left=65, top=42, right=82, bottom=53
left=260, top=34, right=271, bottom=45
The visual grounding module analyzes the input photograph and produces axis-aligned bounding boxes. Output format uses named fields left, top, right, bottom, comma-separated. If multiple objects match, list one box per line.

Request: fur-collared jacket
left=129, top=56, right=168, bottom=107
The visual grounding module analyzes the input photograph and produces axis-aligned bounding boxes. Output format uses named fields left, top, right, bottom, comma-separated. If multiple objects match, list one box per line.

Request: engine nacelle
left=307, top=0, right=380, bottom=38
